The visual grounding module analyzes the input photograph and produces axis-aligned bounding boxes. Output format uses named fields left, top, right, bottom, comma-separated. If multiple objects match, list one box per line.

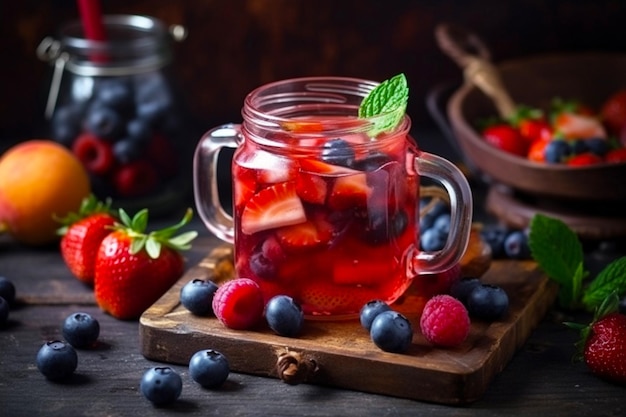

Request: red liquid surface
left=232, top=126, right=418, bottom=318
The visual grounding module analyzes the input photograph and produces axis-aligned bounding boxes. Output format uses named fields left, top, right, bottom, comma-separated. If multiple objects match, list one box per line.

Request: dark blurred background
left=2, top=0, right=626, bottom=150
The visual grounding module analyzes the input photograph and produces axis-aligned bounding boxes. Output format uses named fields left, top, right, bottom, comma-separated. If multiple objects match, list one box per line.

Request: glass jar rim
left=241, top=76, right=410, bottom=137
left=59, top=14, right=168, bottom=53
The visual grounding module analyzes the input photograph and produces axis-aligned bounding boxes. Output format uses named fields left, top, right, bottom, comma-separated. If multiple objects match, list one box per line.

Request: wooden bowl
left=447, top=52, right=626, bottom=202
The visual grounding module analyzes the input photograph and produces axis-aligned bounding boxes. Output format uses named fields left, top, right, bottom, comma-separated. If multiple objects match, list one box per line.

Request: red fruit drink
left=232, top=117, right=417, bottom=318
left=194, top=76, right=473, bottom=320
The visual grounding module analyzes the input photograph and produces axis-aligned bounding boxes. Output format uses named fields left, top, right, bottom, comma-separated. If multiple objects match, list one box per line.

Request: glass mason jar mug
left=37, top=15, right=189, bottom=214
left=194, top=76, right=473, bottom=319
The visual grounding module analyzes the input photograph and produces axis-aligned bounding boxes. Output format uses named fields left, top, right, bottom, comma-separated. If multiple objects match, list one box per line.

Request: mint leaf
left=528, top=214, right=585, bottom=309
left=582, top=257, right=626, bottom=311
left=358, top=73, right=408, bottom=136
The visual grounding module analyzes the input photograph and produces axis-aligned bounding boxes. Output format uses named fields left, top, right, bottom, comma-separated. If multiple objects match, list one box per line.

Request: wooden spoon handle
left=435, top=23, right=517, bottom=118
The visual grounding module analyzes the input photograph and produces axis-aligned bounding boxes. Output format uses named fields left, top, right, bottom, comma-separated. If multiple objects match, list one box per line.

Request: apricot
left=0, top=140, right=91, bottom=245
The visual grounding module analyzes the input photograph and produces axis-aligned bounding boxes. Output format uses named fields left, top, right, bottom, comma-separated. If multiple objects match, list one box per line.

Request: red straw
left=77, top=0, right=107, bottom=42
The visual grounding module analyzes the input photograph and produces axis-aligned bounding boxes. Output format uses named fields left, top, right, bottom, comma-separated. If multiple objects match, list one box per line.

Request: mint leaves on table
left=358, top=73, right=409, bottom=136
left=528, top=213, right=626, bottom=311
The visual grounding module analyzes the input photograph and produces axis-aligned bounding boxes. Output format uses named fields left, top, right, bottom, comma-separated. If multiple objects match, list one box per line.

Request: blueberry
left=585, top=137, right=609, bottom=157
left=113, top=138, right=143, bottom=164
left=545, top=140, right=571, bottom=163
left=140, top=367, right=183, bottom=406
left=480, top=225, right=509, bottom=258
left=362, top=209, right=408, bottom=245
left=359, top=300, right=391, bottom=331
left=432, top=213, right=451, bottom=236
left=352, top=151, right=393, bottom=172
left=466, top=284, right=509, bottom=321
left=249, top=251, right=277, bottom=279
left=369, top=310, right=413, bottom=353
left=450, top=277, right=482, bottom=306
left=0, top=276, right=16, bottom=306
left=504, top=230, right=531, bottom=259
left=36, top=340, right=78, bottom=380
left=51, top=104, right=83, bottom=146
left=0, top=297, right=9, bottom=325
left=419, top=199, right=448, bottom=231
left=84, top=105, right=123, bottom=139
left=126, top=118, right=152, bottom=144
left=134, top=73, right=173, bottom=123
left=264, top=295, right=304, bottom=337
left=420, top=227, right=446, bottom=252
left=93, top=78, right=134, bottom=112
left=321, top=138, right=355, bottom=167
left=569, top=140, right=588, bottom=155
left=62, top=312, right=100, bottom=349
left=136, top=100, right=171, bottom=123
left=180, top=279, right=218, bottom=316
left=189, top=349, right=230, bottom=388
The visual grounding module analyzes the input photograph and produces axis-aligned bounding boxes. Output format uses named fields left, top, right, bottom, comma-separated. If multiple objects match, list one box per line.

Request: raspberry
left=420, top=294, right=470, bottom=347
left=72, top=133, right=115, bottom=175
left=212, top=278, right=264, bottom=330
left=112, top=160, right=159, bottom=197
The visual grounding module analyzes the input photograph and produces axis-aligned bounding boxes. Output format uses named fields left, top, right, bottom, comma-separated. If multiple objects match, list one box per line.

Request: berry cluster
left=450, top=278, right=510, bottom=321
left=420, top=195, right=532, bottom=262
left=480, top=225, right=531, bottom=260
left=36, top=312, right=100, bottom=380
left=479, top=96, right=626, bottom=166
left=359, top=301, right=413, bottom=353
left=51, top=74, right=181, bottom=198
left=419, top=197, right=451, bottom=252
left=58, top=199, right=197, bottom=320
left=180, top=277, right=305, bottom=337
left=357, top=278, right=510, bottom=353
left=141, top=349, right=230, bottom=406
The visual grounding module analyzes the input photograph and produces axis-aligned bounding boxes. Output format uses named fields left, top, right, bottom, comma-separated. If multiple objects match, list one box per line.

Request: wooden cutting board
left=139, top=245, right=558, bottom=405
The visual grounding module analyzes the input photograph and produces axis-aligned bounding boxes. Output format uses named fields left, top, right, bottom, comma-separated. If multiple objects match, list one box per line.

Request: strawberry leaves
left=529, top=213, right=626, bottom=311
left=565, top=292, right=620, bottom=362
left=115, top=208, right=197, bottom=259
left=56, top=194, right=115, bottom=235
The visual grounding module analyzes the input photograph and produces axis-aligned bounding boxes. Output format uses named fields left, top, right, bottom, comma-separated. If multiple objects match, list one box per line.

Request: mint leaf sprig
left=528, top=213, right=626, bottom=311
left=358, top=73, right=409, bottom=137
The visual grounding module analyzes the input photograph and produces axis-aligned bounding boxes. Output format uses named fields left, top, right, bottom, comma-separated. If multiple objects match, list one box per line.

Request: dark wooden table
left=1, top=122, right=625, bottom=416
left=1, top=212, right=625, bottom=417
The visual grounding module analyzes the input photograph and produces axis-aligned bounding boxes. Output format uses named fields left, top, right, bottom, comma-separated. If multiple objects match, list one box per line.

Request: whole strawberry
left=94, top=208, right=197, bottom=320
left=57, top=195, right=117, bottom=285
left=567, top=293, right=626, bottom=385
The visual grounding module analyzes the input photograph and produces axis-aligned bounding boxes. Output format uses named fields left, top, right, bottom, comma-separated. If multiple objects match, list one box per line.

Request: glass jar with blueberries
left=37, top=15, right=189, bottom=215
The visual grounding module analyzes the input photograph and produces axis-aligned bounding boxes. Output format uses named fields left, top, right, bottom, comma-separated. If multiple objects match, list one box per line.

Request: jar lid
left=40, top=15, right=184, bottom=76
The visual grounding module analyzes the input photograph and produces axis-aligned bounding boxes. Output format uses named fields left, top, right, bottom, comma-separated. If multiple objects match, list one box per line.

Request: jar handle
left=411, top=151, right=473, bottom=274
left=193, top=123, right=242, bottom=244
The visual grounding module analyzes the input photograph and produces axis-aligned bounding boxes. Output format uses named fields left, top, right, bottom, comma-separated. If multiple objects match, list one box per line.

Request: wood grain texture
left=140, top=245, right=558, bottom=404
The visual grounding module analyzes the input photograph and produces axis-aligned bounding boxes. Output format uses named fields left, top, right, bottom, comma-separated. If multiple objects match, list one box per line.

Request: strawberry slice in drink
left=295, top=172, right=328, bottom=204
left=299, top=281, right=379, bottom=316
left=241, top=182, right=307, bottom=235
left=327, top=172, right=372, bottom=210
left=276, top=217, right=333, bottom=252
left=299, top=158, right=360, bottom=176
left=233, top=165, right=257, bottom=209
